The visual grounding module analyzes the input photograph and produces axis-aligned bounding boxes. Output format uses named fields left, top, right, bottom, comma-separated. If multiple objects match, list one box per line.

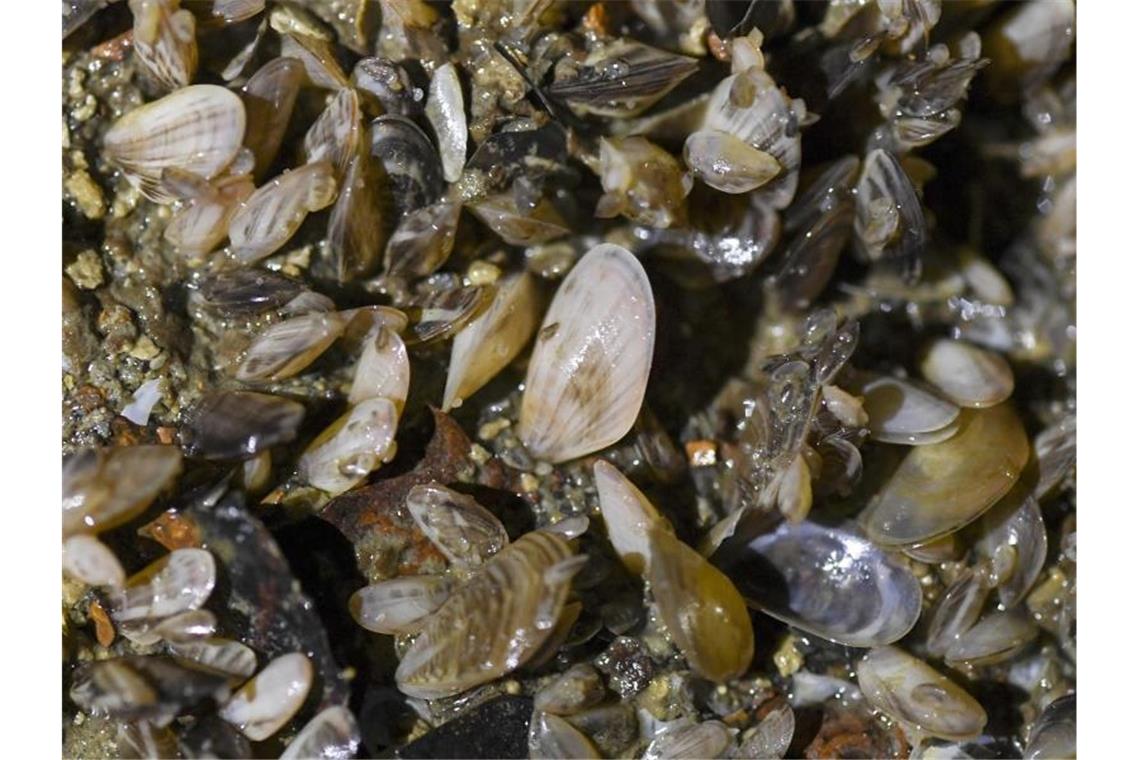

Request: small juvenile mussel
left=63, top=0, right=1076, bottom=757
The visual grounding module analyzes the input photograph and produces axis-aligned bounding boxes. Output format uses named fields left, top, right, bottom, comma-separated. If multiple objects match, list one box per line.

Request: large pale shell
left=426, top=62, right=467, bottom=183
left=349, top=324, right=409, bottom=408
left=853, top=373, right=960, bottom=444
left=714, top=518, right=921, bottom=648
left=164, top=174, right=254, bottom=257
left=593, top=460, right=674, bottom=576
left=349, top=575, right=452, bottom=635
left=63, top=445, right=183, bottom=537
left=395, top=531, right=582, bottom=698
left=281, top=706, right=361, bottom=760
left=304, top=88, right=362, bottom=180
left=861, top=404, right=1029, bottom=546
left=528, top=711, right=600, bottom=759
left=130, top=0, right=198, bottom=91
left=229, top=161, right=338, bottom=263
left=241, top=57, right=304, bottom=180
left=648, top=527, right=754, bottom=682
left=519, top=244, right=655, bottom=464
left=236, top=311, right=346, bottom=381
left=110, top=548, right=216, bottom=626
left=443, top=272, right=542, bottom=412
left=298, top=398, right=399, bottom=495
left=856, top=646, right=986, bottom=741
left=919, top=339, right=1015, bottom=409
left=63, top=534, right=126, bottom=587
left=219, top=653, right=313, bottom=741
left=104, top=86, right=246, bottom=202
left=977, top=485, right=1047, bottom=607
left=644, top=721, right=733, bottom=760
left=944, top=611, right=1037, bottom=667
left=405, top=483, right=509, bottom=567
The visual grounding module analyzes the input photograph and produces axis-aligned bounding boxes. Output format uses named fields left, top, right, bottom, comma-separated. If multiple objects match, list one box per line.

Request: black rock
left=396, top=696, right=534, bottom=759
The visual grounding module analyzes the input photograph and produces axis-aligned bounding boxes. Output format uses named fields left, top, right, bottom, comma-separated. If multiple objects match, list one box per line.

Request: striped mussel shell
left=395, top=530, right=586, bottom=699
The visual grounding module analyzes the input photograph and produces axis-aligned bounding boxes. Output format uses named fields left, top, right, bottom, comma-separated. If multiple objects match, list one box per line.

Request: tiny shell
left=327, top=149, right=386, bottom=282
left=164, top=174, right=254, bottom=257
left=404, top=285, right=493, bottom=346
left=152, top=609, right=217, bottom=642
left=648, top=527, right=754, bottom=682
left=129, top=0, right=198, bottom=91
left=443, top=272, right=542, bottom=412
left=63, top=445, right=183, bottom=537
left=426, top=62, right=467, bottom=183
left=861, top=404, right=1028, bottom=546
left=919, top=339, right=1015, bottom=409
left=241, top=58, right=305, bottom=179
left=349, top=575, right=452, bottom=635
left=684, top=130, right=781, bottom=194
left=280, top=32, right=351, bottom=89
left=855, top=148, right=926, bottom=281
left=519, top=244, right=656, bottom=463
left=405, top=483, right=509, bottom=567
left=281, top=706, right=361, bottom=760
left=236, top=311, right=346, bottom=381
left=229, top=162, right=338, bottom=263
left=219, top=653, right=313, bottom=741
left=644, top=721, right=733, bottom=760
left=593, top=460, right=674, bottom=576
left=181, top=390, right=305, bottom=460
left=110, top=548, right=217, bottom=626
left=385, top=201, right=461, bottom=279
left=944, top=611, right=1037, bottom=667
left=597, top=136, right=692, bottom=228
left=349, top=324, right=409, bottom=408
left=63, top=534, right=126, bottom=587
left=734, top=702, right=794, bottom=759
left=853, top=373, right=960, bottom=443
left=925, top=568, right=988, bottom=657
left=395, top=531, right=581, bottom=698
left=469, top=194, right=570, bottom=247
left=1024, top=694, right=1075, bottom=760
left=528, top=711, right=600, bottom=759
left=104, top=85, right=246, bottom=202
left=170, top=638, right=258, bottom=678
left=857, top=646, right=986, bottom=741
left=533, top=664, right=605, bottom=716
left=298, top=398, right=399, bottom=495
left=304, top=88, right=362, bottom=179
left=977, top=485, right=1047, bottom=607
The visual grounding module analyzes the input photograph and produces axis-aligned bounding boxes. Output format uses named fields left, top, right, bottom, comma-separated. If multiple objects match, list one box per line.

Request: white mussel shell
left=851, top=372, right=960, bottom=444
left=519, top=244, right=655, bottom=463
left=714, top=519, right=922, bottom=648
left=104, top=85, right=246, bottom=203
left=1032, top=413, right=1075, bottom=499
left=856, top=646, right=986, bottom=741
left=228, top=161, right=338, bottom=263
left=349, top=575, right=452, bottom=635
left=395, top=531, right=581, bottom=698
left=734, top=702, right=794, bottom=759
left=298, top=398, right=399, bottom=495
left=944, top=611, right=1037, bottom=667
left=528, top=710, right=600, bottom=759
left=683, top=129, right=781, bottom=194
left=63, top=534, right=126, bottom=588
left=129, top=0, right=198, bottom=91
left=533, top=664, right=605, bottom=716
left=861, top=404, right=1029, bottom=546
left=63, top=445, right=183, bottom=537
left=426, top=62, right=467, bottom=183
left=644, top=720, right=733, bottom=760
left=919, top=339, right=1014, bottom=409
left=405, top=483, right=509, bottom=568
left=110, top=548, right=216, bottom=627
left=164, top=174, right=255, bottom=257
left=152, top=609, right=217, bottom=642
left=281, top=706, right=361, bottom=760
left=443, top=272, right=543, bottom=412
left=593, top=460, right=674, bottom=576
left=977, top=485, right=1047, bottom=608
left=241, top=57, right=305, bottom=179
left=219, top=652, right=313, bottom=741
left=169, top=638, right=258, bottom=678
left=349, top=324, right=409, bottom=409
left=236, top=311, right=346, bottom=381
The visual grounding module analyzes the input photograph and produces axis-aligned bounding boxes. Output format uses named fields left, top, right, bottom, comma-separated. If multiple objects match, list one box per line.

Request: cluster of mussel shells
left=65, top=0, right=1076, bottom=757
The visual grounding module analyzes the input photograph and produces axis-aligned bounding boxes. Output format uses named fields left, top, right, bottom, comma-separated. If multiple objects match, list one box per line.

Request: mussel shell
left=180, top=390, right=305, bottom=460
left=1024, top=694, right=1075, bottom=760
left=713, top=518, right=921, bottom=648
left=855, top=148, right=926, bottom=282
left=241, top=57, right=305, bottom=180
left=280, top=706, right=361, bottom=760
left=349, top=575, right=452, bottom=635
left=919, top=338, right=1015, bottom=409
left=944, top=611, right=1037, bottom=667
left=70, top=655, right=232, bottom=724
left=63, top=445, right=184, bottom=537
left=219, top=652, right=313, bottom=741
left=195, top=269, right=307, bottom=318
left=528, top=710, right=600, bottom=759
left=977, top=485, right=1047, bottom=608
left=369, top=115, right=443, bottom=216
left=547, top=40, right=699, bottom=118
left=405, top=482, right=509, bottom=568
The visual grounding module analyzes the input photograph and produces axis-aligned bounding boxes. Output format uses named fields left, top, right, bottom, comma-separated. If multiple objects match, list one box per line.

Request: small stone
left=478, top=418, right=511, bottom=440
left=467, top=260, right=501, bottom=285
left=685, top=439, right=717, bottom=467
left=595, top=636, right=654, bottom=698
left=469, top=444, right=491, bottom=465
left=773, top=634, right=803, bottom=677
left=65, top=171, right=106, bottom=220
left=129, top=336, right=161, bottom=361
left=519, top=473, right=540, bottom=493
left=66, top=250, right=105, bottom=290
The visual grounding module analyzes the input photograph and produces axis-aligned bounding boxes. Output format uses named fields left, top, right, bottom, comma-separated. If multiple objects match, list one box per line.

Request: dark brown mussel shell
left=180, top=390, right=305, bottom=460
